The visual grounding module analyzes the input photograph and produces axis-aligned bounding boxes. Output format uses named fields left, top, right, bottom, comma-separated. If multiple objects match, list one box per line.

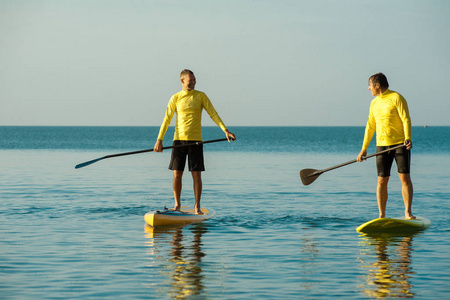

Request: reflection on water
left=358, top=232, right=421, bottom=298
left=299, top=234, right=319, bottom=291
left=145, top=224, right=207, bottom=299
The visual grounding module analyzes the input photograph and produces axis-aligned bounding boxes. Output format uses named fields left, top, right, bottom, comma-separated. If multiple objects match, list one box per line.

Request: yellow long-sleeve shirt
left=157, top=90, right=227, bottom=141
left=362, top=89, right=411, bottom=150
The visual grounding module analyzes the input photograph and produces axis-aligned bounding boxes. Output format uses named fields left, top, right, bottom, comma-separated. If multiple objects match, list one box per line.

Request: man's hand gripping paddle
left=300, top=144, right=405, bottom=186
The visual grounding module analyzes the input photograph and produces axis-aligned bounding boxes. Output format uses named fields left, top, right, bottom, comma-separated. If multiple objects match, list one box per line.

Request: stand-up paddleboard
left=144, top=207, right=215, bottom=227
left=356, top=216, right=431, bottom=233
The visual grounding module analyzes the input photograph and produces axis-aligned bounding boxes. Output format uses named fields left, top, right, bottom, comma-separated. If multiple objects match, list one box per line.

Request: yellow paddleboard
left=356, top=216, right=431, bottom=233
left=144, top=207, right=215, bottom=227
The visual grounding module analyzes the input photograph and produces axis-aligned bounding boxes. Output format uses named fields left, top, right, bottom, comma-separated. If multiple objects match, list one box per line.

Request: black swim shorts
left=376, top=144, right=411, bottom=177
left=169, top=140, right=205, bottom=172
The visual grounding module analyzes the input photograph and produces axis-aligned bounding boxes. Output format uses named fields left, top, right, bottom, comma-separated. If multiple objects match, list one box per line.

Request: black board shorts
left=169, top=140, right=205, bottom=172
left=376, top=144, right=411, bottom=177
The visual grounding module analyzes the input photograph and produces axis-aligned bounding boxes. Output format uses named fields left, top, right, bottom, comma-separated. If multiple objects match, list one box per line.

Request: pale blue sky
left=1, top=0, right=449, bottom=126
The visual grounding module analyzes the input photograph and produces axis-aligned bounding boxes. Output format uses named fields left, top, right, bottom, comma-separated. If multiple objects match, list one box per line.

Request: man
left=357, top=73, right=414, bottom=220
left=154, top=69, right=235, bottom=215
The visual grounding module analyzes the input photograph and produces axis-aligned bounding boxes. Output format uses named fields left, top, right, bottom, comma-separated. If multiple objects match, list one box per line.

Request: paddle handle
left=363, top=144, right=405, bottom=159
left=104, top=138, right=229, bottom=160
left=316, top=144, right=405, bottom=174
left=75, top=138, right=231, bottom=169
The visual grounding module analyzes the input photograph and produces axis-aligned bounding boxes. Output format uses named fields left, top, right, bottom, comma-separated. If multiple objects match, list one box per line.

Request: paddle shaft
left=314, top=143, right=405, bottom=175
left=75, top=138, right=230, bottom=169
left=103, top=138, right=228, bottom=159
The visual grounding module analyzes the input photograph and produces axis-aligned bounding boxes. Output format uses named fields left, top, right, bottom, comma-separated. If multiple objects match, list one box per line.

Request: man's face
left=181, top=74, right=196, bottom=91
left=368, top=80, right=381, bottom=96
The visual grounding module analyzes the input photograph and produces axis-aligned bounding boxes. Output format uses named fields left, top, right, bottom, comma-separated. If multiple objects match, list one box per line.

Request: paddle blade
left=300, top=168, right=321, bottom=186
left=75, top=157, right=104, bottom=169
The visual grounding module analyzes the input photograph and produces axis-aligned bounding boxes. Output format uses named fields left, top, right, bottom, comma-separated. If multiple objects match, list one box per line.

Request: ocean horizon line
left=0, top=125, right=446, bottom=128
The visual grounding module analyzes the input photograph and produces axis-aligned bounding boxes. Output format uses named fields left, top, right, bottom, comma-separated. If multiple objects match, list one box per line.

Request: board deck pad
left=356, top=216, right=431, bottom=233
left=144, top=207, right=215, bottom=227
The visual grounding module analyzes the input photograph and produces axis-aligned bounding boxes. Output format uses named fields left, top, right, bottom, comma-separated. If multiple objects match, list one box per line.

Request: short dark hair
left=180, top=69, right=194, bottom=77
left=369, top=73, right=389, bottom=89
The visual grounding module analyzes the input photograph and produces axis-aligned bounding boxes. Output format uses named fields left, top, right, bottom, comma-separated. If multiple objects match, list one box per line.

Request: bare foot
left=195, top=209, right=204, bottom=215
left=405, top=214, right=416, bottom=220
left=171, top=206, right=181, bottom=212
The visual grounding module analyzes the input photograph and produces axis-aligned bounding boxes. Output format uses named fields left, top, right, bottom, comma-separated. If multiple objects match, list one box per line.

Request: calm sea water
left=1, top=126, right=449, bottom=299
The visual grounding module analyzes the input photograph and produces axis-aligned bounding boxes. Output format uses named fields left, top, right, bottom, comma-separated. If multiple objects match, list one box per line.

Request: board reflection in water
left=144, top=224, right=209, bottom=299
left=357, top=232, right=421, bottom=298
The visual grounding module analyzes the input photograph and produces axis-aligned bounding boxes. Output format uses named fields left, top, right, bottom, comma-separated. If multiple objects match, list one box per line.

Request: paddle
left=75, top=138, right=232, bottom=169
left=300, top=144, right=405, bottom=186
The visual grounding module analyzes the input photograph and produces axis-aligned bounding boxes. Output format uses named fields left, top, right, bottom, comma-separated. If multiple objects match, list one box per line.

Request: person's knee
left=191, top=171, right=201, bottom=180
left=377, top=176, right=389, bottom=187
left=173, top=170, right=183, bottom=179
left=398, top=173, right=412, bottom=185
